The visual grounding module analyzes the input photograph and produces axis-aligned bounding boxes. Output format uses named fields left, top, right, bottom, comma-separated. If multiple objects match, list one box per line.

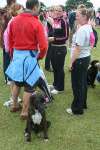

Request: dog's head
left=88, top=60, right=99, bottom=70
left=90, top=60, right=99, bottom=67
left=29, top=93, right=45, bottom=114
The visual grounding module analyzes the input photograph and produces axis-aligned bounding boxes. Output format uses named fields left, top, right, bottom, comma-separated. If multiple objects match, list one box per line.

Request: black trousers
left=71, top=56, right=90, bottom=114
left=3, top=49, right=11, bottom=82
left=51, top=45, right=67, bottom=91
left=45, top=44, right=52, bottom=70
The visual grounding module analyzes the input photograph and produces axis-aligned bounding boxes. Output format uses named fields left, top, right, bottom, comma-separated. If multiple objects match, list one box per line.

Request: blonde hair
left=53, top=5, right=63, bottom=11
left=77, top=4, right=86, bottom=9
left=77, top=6, right=92, bottom=20
left=9, top=3, right=23, bottom=16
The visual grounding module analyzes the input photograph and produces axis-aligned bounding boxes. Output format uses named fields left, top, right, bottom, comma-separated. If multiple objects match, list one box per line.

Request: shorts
left=15, top=81, right=34, bottom=93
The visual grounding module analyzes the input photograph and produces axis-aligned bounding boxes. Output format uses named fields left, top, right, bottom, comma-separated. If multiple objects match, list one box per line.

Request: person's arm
left=90, top=32, right=95, bottom=48
left=70, top=45, right=81, bottom=68
left=70, top=28, right=86, bottom=69
left=8, top=21, right=14, bottom=58
left=47, top=22, right=55, bottom=43
left=48, top=37, right=55, bottom=42
left=3, top=19, right=12, bottom=52
left=36, top=21, right=48, bottom=59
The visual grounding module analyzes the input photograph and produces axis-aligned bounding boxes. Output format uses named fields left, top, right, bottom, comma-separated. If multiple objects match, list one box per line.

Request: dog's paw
left=25, top=137, right=31, bottom=142
left=25, top=133, right=31, bottom=142
left=44, top=138, right=49, bottom=142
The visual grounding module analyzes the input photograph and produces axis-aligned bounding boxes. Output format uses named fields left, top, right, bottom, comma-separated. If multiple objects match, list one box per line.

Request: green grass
left=0, top=29, right=100, bottom=150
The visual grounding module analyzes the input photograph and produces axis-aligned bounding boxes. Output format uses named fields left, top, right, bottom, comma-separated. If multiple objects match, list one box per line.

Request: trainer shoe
left=48, top=85, right=55, bottom=91
left=66, top=108, right=73, bottom=115
left=51, top=89, right=64, bottom=95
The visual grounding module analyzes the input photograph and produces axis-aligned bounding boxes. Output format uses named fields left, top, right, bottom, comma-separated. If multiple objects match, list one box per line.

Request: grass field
left=0, top=28, right=100, bottom=150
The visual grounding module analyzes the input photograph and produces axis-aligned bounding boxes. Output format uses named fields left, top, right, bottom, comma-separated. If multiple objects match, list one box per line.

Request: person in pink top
left=3, top=3, right=24, bottom=108
left=3, top=3, right=24, bottom=84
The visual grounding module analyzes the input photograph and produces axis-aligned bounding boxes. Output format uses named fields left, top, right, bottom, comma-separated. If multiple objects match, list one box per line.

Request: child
left=3, top=3, right=24, bottom=107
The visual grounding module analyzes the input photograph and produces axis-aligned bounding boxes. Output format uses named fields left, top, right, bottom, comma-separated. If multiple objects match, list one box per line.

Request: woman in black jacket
left=48, top=6, right=69, bottom=94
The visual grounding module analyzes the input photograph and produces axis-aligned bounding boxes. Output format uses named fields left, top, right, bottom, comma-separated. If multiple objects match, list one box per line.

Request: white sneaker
left=51, top=89, right=64, bottom=95
left=51, top=89, right=59, bottom=95
left=10, top=97, right=22, bottom=103
left=18, top=97, right=22, bottom=103
left=66, top=108, right=73, bottom=115
left=3, top=100, right=12, bottom=107
left=3, top=97, right=22, bottom=107
left=48, top=85, right=54, bottom=91
left=7, top=81, right=12, bottom=85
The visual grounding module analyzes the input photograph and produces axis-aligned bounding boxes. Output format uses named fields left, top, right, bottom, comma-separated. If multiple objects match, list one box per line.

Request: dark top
left=47, top=18, right=69, bottom=45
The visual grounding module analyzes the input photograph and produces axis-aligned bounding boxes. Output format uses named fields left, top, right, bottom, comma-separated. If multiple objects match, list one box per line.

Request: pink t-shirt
left=3, top=17, right=14, bottom=52
left=90, top=32, right=95, bottom=48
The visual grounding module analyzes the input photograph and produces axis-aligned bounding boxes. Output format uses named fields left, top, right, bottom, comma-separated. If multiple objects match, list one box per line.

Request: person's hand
left=69, top=63, right=73, bottom=71
left=48, top=37, right=55, bottom=42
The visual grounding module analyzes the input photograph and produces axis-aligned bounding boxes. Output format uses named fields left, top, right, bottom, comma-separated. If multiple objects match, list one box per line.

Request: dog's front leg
left=25, top=114, right=32, bottom=142
left=42, top=112, right=48, bottom=141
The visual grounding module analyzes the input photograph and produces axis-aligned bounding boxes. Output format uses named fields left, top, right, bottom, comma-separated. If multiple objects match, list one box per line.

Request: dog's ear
left=91, top=61, right=95, bottom=66
left=38, top=103, right=45, bottom=114
left=36, top=93, right=45, bottom=103
left=29, top=94, right=37, bottom=108
left=40, top=95, right=45, bottom=103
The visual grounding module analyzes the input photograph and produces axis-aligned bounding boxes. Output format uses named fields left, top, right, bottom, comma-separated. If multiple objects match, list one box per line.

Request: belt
left=51, top=44, right=66, bottom=47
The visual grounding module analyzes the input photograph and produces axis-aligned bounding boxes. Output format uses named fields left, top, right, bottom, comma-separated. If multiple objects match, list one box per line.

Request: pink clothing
left=52, top=19, right=61, bottom=29
left=3, top=18, right=14, bottom=52
left=90, top=32, right=95, bottom=48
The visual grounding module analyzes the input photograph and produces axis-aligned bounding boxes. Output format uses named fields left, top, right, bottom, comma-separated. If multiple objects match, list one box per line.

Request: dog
left=24, top=93, right=51, bottom=142
left=87, top=60, right=99, bottom=88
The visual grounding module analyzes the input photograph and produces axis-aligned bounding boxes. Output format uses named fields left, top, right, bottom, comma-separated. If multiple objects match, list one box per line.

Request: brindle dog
left=24, top=93, right=51, bottom=142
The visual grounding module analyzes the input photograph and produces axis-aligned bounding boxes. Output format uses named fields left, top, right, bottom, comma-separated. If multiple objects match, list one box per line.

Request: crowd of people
left=0, top=0, right=100, bottom=120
